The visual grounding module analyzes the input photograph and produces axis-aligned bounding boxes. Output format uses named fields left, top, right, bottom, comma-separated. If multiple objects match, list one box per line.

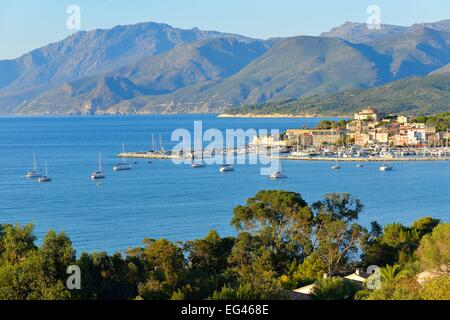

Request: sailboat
left=332, top=159, right=341, bottom=170
left=38, top=161, right=52, bottom=183
left=26, top=152, right=42, bottom=179
left=269, top=159, right=287, bottom=180
left=191, top=148, right=206, bottom=168
left=113, top=143, right=132, bottom=171
left=91, top=153, right=106, bottom=180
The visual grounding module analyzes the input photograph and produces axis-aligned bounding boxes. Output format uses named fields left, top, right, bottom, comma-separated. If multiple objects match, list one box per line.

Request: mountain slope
left=12, top=38, right=268, bottom=114
left=225, top=73, right=450, bottom=116
left=1, top=20, right=450, bottom=115
left=320, top=22, right=407, bottom=44
left=322, top=21, right=450, bottom=79
left=112, top=36, right=392, bottom=113
left=0, top=22, right=250, bottom=110
left=320, top=19, right=450, bottom=43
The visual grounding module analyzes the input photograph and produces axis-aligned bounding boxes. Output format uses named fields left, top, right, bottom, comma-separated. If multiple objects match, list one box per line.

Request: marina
left=1, top=115, right=449, bottom=254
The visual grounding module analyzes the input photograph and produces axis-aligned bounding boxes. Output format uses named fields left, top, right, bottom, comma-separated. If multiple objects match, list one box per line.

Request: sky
left=0, top=0, right=449, bottom=60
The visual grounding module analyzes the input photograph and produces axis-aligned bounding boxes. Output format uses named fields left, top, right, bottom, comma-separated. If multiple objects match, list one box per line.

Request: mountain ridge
left=1, top=19, right=450, bottom=115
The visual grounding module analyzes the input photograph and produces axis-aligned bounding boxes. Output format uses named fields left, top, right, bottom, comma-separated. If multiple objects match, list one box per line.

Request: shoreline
left=278, top=156, right=450, bottom=162
left=120, top=152, right=450, bottom=162
left=218, top=113, right=348, bottom=119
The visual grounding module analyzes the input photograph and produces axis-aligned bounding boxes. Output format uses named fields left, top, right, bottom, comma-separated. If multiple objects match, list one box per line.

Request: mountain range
left=0, top=20, right=449, bottom=115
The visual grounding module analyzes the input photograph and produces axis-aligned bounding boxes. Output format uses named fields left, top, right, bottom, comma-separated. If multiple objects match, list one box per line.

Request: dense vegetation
left=224, top=74, right=450, bottom=117
left=0, top=190, right=448, bottom=300
left=413, top=112, right=450, bottom=132
left=315, top=119, right=350, bottom=130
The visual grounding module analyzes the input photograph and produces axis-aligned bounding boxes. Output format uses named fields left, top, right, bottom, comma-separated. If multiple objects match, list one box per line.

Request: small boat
left=191, top=150, right=206, bottom=168
left=356, top=164, right=364, bottom=168
left=26, top=153, right=42, bottom=179
left=380, top=164, right=393, bottom=171
left=220, top=164, right=234, bottom=172
left=38, top=161, right=52, bottom=183
left=113, top=163, right=132, bottom=171
left=91, top=153, right=106, bottom=180
left=113, top=143, right=132, bottom=171
left=269, top=171, right=287, bottom=180
left=332, top=161, right=341, bottom=170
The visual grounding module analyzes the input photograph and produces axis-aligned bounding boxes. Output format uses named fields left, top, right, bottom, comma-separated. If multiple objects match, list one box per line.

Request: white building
left=407, top=128, right=427, bottom=145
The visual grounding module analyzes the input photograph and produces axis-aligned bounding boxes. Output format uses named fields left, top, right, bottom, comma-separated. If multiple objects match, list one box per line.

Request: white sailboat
left=191, top=148, right=206, bottom=168
left=269, top=160, right=287, bottom=180
left=91, top=153, right=106, bottom=180
left=113, top=143, right=132, bottom=171
left=38, top=161, right=52, bottom=183
left=26, top=152, right=42, bottom=179
left=332, top=159, right=341, bottom=170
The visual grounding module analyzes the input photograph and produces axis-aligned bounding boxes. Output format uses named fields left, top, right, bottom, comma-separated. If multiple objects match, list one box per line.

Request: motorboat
left=220, top=165, right=234, bottom=172
left=269, top=171, right=287, bottom=180
left=380, top=164, right=393, bottom=171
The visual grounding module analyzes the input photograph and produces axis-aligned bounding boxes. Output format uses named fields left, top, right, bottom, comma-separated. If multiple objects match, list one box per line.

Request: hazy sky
left=0, top=0, right=449, bottom=59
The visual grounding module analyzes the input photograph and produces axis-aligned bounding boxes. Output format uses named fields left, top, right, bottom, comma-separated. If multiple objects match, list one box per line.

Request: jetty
left=118, top=152, right=182, bottom=160
left=277, top=156, right=450, bottom=162
left=119, top=151, right=450, bottom=162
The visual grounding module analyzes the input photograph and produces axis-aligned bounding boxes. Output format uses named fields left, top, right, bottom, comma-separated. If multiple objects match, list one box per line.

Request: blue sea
left=0, top=115, right=449, bottom=254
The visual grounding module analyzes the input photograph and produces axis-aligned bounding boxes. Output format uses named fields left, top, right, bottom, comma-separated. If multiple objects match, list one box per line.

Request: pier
left=278, top=156, right=450, bottom=162
left=119, top=151, right=450, bottom=162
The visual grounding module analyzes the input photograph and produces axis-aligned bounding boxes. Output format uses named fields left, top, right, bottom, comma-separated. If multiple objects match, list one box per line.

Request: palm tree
left=380, top=264, right=409, bottom=284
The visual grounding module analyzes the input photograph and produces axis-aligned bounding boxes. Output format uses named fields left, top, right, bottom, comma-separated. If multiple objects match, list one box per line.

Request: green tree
left=184, top=230, right=235, bottom=299
left=231, top=190, right=313, bottom=274
left=0, top=251, right=71, bottom=300
left=39, top=230, right=76, bottom=281
left=420, top=275, right=450, bottom=300
left=416, top=223, right=450, bottom=272
left=310, top=193, right=367, bottom=275
left=0, top=224, right=36, bottom=265
left=143, top=239, right=185, bottom=290
left=311, top=277, right=359, bottom=300
left=380, top=264, right=409, bottom=284
left=411, top=217, right=440, bottom=238
left=362, top=220, right=428, bottom=267
left=365, top=278, right=421, bottom=300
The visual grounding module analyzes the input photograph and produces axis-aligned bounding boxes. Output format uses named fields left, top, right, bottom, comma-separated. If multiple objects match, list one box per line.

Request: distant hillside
left=14, top=38, right=268, bottom=114
left=1, top=19, right=450, bottom=115
left=224, top=73, right=450, bottom=117
left=0, top=22, right=249, bottom=113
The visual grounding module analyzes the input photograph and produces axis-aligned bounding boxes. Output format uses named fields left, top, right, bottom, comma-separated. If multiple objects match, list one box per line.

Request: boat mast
left=151, top=133, right=155, bottom=152
left=33, top=152, right=37, bottom=171
left=99, top=152, right=102, bottom=172
left=122, top=143, right=126, bottom=164
left=45, top=161, right=48, bottom=177
left=160, top=134, right=164, bottom=153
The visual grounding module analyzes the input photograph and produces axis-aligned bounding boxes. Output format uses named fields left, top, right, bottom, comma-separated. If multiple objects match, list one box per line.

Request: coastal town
left=118, top=108, right=450, bottom=164
left=251, top=107, right=450, bottom=161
